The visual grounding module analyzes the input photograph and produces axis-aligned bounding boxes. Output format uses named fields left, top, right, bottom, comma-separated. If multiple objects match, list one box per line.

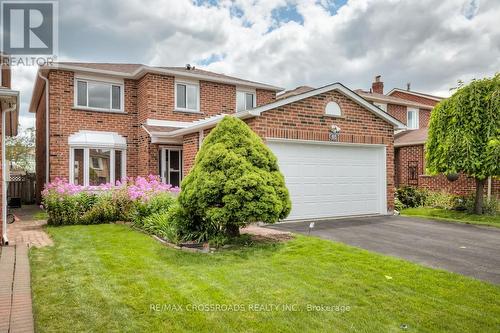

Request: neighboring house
left=0, top=57, right=20, bottom=245
left=30, top=62, right=405, bottom=221
left=359, top=76, right=499, bottom=196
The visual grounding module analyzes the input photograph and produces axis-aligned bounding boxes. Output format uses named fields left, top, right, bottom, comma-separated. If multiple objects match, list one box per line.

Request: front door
left=160, top=148, right=183, bottom=187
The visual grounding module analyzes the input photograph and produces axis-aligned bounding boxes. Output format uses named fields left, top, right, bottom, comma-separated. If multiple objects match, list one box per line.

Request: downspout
left=2, top=104, right=16, bottom=245
left=38, top=71, right=50, bottom=185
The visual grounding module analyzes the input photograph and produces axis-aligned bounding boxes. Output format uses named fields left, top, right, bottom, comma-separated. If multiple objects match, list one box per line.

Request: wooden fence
left=8, top=173, right=36, bottom=204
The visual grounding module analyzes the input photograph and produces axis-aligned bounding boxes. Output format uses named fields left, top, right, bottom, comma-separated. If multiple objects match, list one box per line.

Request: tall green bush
left=179, top=116, right=291, bottom=239
left=426, top=74, right=500, bottom=214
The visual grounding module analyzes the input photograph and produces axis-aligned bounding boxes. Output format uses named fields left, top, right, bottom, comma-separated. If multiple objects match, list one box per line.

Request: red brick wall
left=395, top=145, right=425, bottom=187
left=419, top=174, right=500, bottom=197
left=395, top=144, right=500, bottom=197
left=419, top=109, right=431, bottom=128
left=1, top=64, right=11, bottom=88
left=388, top=104, right=431, bottom=128
left=136, top=73, right=275, bottom=122
left=256, top=89, right=276, bottom=106
left=44, top=70, right=139, bottom=182
left=390, top=91, right=439, bottom=107
left=387, top=104, right=407, bottom=125
left=182, top=132, right=199, bottom=176
left=201, top=81, right=236, bottom=115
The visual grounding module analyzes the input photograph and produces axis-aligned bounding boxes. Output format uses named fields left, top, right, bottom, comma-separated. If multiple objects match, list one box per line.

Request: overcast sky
left=12, top=0, right=500, bottom=131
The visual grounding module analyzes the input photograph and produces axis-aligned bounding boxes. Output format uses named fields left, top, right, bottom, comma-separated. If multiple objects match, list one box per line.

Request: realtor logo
left=1, top=0, right=58, bottom=56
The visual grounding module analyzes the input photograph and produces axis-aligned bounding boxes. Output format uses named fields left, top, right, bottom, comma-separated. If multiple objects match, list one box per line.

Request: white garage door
left=268, top=140, right=387, bottom=221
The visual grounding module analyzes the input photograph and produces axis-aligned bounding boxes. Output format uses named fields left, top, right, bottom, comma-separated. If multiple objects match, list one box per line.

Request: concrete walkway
left=0, top=205, right=51, bottom=333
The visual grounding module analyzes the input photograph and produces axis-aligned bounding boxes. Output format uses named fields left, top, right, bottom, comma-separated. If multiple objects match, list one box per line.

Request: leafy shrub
left=463, top=195, right=499, bottom=215
left=142, top=211, right=180, bottom=244
left=394, top=197, right=404, bottom=212
left=81, top=194, right=120, bottom=224
left=131, top=192, right=176, bottom=227
left=42, top=176, right=178, bottom=226
left=396, top=186, right=427, bottom=208
left=425, top=191, right=459, bottom=210
left=483, top=197, right=500, bottom=215
left=43, top=191, right=97, bottom=225
left=179, top=116, right=291, bottom=241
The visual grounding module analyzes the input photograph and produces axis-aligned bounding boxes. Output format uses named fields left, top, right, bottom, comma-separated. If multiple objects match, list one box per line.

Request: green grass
left=402, top=207, right=500, bottom=227
left=30, top=225, right=500, bottom=333
left=33, top=211, right=48, bottom=220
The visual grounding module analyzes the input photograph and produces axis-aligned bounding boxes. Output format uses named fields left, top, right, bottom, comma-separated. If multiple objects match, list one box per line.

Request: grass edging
left=401, top=207, right=500, bottom=228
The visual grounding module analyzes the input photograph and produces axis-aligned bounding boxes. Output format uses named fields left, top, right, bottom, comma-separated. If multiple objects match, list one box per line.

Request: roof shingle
left=395, top=128, right=428, bottom=147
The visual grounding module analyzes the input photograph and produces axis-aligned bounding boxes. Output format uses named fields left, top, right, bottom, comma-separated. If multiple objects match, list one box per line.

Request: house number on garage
left=329, top=125, right=341, bottom=142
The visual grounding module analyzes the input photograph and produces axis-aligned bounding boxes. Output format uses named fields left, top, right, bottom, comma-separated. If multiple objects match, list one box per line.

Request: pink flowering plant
left=42, top=175, right=179, bottom=226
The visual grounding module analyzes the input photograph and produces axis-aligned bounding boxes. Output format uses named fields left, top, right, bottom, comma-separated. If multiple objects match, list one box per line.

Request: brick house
left=30, top=62, right=405, bottom=221
left=0, top=59, right=20, bottom=245
left=359, top=76, right=499, bottom=197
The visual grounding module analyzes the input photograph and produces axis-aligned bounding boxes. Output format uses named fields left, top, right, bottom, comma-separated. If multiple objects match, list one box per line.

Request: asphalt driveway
left=267, top=215, right=500, bottom=284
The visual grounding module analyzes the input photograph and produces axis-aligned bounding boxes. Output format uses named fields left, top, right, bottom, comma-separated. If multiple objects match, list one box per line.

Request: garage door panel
left=268, top=141, right=386, bottom=220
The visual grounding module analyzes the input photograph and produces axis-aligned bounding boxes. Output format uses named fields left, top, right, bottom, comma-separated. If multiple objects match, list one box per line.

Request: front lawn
left=402, top=207, right=500, bottom=228
left=30, top=224, right=500, bottom=332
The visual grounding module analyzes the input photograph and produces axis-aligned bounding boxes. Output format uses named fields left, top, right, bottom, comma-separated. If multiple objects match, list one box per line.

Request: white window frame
left=407, top=107, right=419, bottom=129
left=159, top=147, right=183, bottom=186
left=373, top=102, right=387, bottom=112
left=69, top=147, right=127, bottom=186
left=236, top=88, right=256, bottom=112
left=74, top=76, right=125, bottom=113
left=174, top=79, right=200, bottom=113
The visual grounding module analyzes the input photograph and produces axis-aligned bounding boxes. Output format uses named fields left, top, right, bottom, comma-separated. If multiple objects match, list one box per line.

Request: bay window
left=236, top=90, right=255, bottom=112
left=175, top=81, right=199, bottom=112
left=70, top=148, right=126, bottom=186
left=75, top=78, right=123, bottom=112
left=407, top=108, right=419, bottom=129
left=68, top=131, right=127, bottom=186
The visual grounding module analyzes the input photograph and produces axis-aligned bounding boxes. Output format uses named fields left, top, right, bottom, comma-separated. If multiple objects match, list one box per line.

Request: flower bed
left=42, top=175, right=179, bottom=226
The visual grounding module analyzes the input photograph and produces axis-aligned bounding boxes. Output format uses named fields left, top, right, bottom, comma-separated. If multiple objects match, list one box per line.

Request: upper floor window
left=175, top=81, right=199, bottom=112
left=407, top=107, right=419, bottom=129
left=75, top=78, right=123, bottom=112
left=373, top=102, right=387, bottom=112
left=236, top=90, right=255, bottom=112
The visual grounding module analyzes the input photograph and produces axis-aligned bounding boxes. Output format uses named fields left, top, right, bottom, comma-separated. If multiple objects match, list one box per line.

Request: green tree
left=178, top=116, right=291, bottom=238
left=6, top=127, right=35, bottom=173
left=426, top=74, right=500, bottom=214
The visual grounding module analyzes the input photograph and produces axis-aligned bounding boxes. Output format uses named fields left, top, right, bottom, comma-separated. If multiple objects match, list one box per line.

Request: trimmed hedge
left=179, top=116, right=291, bottom=239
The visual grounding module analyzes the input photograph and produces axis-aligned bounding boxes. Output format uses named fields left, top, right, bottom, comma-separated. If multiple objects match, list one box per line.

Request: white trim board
left=265, top=137, right=387, bottom=148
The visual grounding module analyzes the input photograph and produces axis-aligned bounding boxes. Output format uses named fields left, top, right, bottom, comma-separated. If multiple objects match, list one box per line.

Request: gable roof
left=356, top=90, right=434, bottom=109
left=249, top=83, right=405, bottom=128
left=394, top=128, right=428, bottom=147
left=46, top=62, right=282, bottom=89
left=29, top=62, right=284, bottom=113
left=387, top=88, right=444, bottom=102
left=143, top=82, right=406, bottom=142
